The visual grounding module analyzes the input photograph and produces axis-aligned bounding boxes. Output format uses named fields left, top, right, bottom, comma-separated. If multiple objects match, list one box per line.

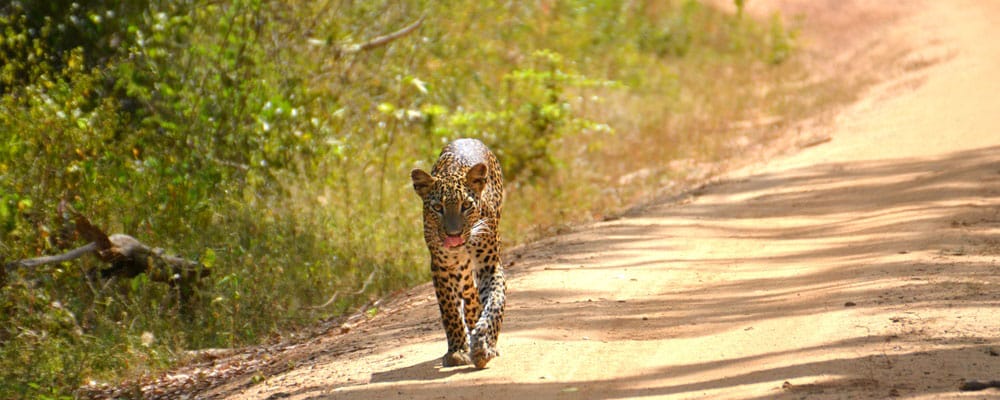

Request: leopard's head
left=411, top=163, right=487, bottom=249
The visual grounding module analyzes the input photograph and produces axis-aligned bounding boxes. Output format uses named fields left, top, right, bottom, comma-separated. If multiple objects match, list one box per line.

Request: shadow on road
left=370, top=358, right=480, bottom=383
left=302, top=344, right=996, bottom=399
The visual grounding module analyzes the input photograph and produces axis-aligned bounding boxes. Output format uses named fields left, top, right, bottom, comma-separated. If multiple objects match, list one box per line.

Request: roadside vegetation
left=0, top=0, right=841, bottom=397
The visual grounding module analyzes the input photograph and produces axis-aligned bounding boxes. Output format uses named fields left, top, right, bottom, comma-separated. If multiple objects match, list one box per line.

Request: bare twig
left=354, top=270, right=377, bottom=295
left=333, top=16, right=424, bottom=56
left=308, top=270, right=376, bottom=310
left=209, top=156, right=250, bottom=171
left=308, top=292, right=340, bottom=310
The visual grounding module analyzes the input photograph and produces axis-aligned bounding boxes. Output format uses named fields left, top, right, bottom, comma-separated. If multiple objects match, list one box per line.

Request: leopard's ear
left=466, top=163, right=487, bottom=195
left=411, top=169, right=434, bottom=198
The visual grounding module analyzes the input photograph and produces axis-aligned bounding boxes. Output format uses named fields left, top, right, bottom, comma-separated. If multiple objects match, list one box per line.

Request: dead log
left=96, top=233, right=208, bottom=283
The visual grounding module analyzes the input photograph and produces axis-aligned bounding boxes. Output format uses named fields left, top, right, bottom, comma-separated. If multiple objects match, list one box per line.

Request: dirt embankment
left=123, top=1, right=1000, bottom=399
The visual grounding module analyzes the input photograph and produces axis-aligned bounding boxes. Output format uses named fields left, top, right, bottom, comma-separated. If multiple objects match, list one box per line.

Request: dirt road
left=207, top=1, right=1000, bottom=399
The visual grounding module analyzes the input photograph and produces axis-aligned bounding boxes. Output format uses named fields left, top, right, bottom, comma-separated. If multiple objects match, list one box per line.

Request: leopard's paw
left=469, top=335, right=499, bottom=369
left=442, top=351, right=472, bottom=367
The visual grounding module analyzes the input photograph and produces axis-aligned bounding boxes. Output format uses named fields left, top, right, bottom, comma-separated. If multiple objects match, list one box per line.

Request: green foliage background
left=0, top=0, right=817, bottom=397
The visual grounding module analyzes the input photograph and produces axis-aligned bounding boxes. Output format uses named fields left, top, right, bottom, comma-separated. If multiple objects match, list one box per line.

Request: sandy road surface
left=206, top=1, right=1000, bottom=399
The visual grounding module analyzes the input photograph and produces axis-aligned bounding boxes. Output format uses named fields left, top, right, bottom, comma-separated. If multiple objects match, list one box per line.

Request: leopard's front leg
left=431, top=255, right=479, bottom=367
left=469, top=235, right=506, bottom=369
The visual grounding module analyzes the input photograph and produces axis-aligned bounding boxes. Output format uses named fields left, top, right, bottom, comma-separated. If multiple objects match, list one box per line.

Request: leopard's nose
left=443, top=210, right=464, bottom=236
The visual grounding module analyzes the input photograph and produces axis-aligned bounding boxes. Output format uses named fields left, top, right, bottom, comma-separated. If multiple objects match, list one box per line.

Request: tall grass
left=0, top=0, right=832, bottom=397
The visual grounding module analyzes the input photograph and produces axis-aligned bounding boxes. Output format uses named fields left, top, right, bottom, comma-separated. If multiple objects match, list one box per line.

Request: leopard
left=411, top=138, right=506, bottom=369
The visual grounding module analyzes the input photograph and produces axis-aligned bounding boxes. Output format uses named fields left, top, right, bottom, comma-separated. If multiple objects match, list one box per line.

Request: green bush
left=0, top=0, right=814, bottom=397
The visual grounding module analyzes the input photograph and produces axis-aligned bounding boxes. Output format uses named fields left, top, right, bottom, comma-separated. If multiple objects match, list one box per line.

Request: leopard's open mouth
left=443, top=235, right=465, bottom=248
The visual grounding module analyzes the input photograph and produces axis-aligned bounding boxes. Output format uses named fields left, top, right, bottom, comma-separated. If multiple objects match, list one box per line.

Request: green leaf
left=16, top=198, right=32, bottom=212
left=201, top=248, right=217, bottom=268
left=377, top=102, right=395, bottom=114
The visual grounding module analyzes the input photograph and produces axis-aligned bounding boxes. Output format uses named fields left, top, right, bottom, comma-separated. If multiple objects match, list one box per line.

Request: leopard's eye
left=461, top=199, right=474, bottom=212
left=430, top=202, right=444, bottom=213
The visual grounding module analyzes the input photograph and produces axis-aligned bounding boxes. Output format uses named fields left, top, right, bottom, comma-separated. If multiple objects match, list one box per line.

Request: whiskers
left=470, top=220, right=492, bottom=237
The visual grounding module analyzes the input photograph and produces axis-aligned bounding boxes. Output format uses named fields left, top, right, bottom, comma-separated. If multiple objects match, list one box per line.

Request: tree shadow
left=500, top=145, right=1000, bottom=341
left=295, top=342, right=999, bottom=399
left=234, top=146, right=1000, bottom=399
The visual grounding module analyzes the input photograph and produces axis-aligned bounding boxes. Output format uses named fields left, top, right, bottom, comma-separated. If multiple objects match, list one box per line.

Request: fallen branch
left=4, top=205, right=208, bottom=286
left=8, top=242, right=97, bottom=269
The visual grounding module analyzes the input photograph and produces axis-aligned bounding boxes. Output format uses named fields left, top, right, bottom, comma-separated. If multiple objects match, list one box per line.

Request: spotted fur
left=411, top=138, right=506, bottom=369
